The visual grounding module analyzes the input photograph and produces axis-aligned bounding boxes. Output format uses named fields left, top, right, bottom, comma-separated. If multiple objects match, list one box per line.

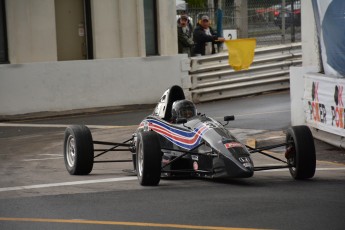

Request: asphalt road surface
left=1, top=91, right=344, bottom=230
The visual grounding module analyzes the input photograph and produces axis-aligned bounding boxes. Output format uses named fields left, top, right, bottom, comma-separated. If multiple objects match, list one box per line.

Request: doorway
left=55, top=0, right=93, bottom=61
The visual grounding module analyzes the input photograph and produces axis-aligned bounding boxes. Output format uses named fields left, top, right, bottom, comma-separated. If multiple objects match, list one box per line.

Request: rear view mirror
left=224, top=115, right=235, bottom=121
left=223, top=115, right=235, bottom=126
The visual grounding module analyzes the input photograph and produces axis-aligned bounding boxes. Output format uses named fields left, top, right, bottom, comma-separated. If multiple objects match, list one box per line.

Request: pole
left=291, top=0, right=295, bottom=42
left=282, top=0, right=286, bottom=44
left=234, top=0, right=248, bottom=38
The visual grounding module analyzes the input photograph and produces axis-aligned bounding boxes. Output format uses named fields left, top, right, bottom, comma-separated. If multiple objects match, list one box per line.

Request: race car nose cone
left=213, top=157, right=254, bottom=179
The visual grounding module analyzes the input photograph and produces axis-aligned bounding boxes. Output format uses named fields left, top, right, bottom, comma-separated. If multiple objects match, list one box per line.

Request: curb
left=246, top=131, right=286, bottom=149
left=0, top=104, right=155, bottom=122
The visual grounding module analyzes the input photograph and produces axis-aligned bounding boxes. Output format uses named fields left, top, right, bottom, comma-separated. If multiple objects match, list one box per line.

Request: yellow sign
left=224, top=38, right=256, bottom=71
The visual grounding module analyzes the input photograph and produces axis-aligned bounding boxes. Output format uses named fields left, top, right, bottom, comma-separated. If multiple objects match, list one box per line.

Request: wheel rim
left=288, top=157, right=296, bottom=172
left=138, top=141, right=144, bottom=177
left=66, top=135, right=76, bottom=168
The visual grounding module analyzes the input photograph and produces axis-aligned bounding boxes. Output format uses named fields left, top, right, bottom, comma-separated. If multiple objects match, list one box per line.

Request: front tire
left=64, top=125, right=94, bottom=175
left=286, top=126, right=316, bottom=179
left=136, top=131, right=162, bottom=186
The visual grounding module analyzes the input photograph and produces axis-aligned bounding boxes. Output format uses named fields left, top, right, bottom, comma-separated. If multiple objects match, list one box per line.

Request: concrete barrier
left=0, top=55, right=189, bottom=116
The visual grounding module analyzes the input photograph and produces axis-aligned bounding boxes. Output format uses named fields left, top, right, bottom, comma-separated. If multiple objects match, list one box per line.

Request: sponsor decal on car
left=193, top=161, right=198, bottom=171
left=162, top=159, right=170, bottom=164
left=224, top=142, right=243, bottom=148
left=142, top=119, right=210, bottom=150
left=191, top=155, right=199, bottom=161
left=238, top=157, right=251, bottom=163
left=243, top=163, right=252, bottom=168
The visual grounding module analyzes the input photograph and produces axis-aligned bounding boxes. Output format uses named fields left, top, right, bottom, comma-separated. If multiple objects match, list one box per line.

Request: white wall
left=5, top=0, right=178, bottom=62
left=1, top=0, right=183, bottom=117
left=157, top=0, right=178, bottom=56
left=6, top=0, right=57, bottom=63
left=301, top=0, right=319, bottom=68
left=91, top=0, right=146, bottom=58
left=290, top=66, right=319, bottom=126
left=91, top=0, right=177, bottom=59
left=291, top=0, right=345, bottom=147
left=0, top=55, right=188, bottom=116
left=290, top=0, right=321, bottom=126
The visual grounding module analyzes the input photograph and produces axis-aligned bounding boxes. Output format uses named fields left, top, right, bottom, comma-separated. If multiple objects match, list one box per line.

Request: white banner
left=304, top=73, right=345, bottom=137
left=312, top=0, right=345, bottom=78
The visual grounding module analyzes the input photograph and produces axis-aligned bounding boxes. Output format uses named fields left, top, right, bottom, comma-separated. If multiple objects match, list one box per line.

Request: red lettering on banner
left=335, top=107, right=344, bottom=128
left=312, top=102, right=320, bottom=122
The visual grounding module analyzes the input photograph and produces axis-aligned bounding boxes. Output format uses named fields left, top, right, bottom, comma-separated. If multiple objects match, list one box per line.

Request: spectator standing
left=177, top=11, right=193, bottom=32
left=193, top=15, right=225, bottom=56
left=177, top=14, right=194, bottom=57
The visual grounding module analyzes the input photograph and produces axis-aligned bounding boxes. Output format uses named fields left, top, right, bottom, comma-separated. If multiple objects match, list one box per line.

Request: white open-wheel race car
left=63, top=85, right=316, bottom=186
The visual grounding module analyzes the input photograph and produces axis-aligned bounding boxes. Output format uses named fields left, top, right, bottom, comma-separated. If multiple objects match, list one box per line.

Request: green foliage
left=185, top=0, right=207, bottom=8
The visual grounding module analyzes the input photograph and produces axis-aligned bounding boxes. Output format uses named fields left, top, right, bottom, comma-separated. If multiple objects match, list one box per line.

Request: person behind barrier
left=177, top=14, right=194, bottom=57
left=193, top=15, right=225, bottom=56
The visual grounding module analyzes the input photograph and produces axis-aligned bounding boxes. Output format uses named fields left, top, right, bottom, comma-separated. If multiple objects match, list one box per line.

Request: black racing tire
left=286, top=125, right=316, bottom=180
left=136, top=131, right=162, bottom=186
left=64, top=125, right=94, bottom=175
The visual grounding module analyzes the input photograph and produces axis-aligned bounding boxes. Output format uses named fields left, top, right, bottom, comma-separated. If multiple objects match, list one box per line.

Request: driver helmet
left=171, top=100, right=197, bottom=121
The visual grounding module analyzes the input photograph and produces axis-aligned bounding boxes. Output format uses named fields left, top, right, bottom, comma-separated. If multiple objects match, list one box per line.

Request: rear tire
left=64, top=125, right=94, bottom=175
left=136, top=131, right=162, bottom=186
left=286, top=126, right=316, bottom=179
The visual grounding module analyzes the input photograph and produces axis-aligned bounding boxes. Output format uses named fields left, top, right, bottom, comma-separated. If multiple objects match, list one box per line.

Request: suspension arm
left=246, top=144, right=288, bottom=164
left=93, top=138, right=133, bottom=158
left=93, top=140, right=132, bottom=147
left=161, top=142, right=205, bottom=169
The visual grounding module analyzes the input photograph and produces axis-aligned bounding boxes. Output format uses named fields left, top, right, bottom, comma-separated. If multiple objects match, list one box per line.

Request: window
left=0, top=0, right=8, bottom=64
left=55, top=0, right=93, bottom=60
left=143, top=0, right=158, bottom=56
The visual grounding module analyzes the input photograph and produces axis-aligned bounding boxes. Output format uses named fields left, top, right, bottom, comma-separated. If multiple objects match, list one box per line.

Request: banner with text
left=304, top=73, right=345, bottom=137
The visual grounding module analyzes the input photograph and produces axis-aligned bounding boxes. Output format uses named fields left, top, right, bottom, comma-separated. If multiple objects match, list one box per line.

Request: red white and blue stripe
left=139, top=119, right=210, bottom=150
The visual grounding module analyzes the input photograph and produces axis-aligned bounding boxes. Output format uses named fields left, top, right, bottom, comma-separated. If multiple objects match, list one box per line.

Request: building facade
left=0, top=0, right=178, bottom=64
left=0, top=0, right=189, bottom=117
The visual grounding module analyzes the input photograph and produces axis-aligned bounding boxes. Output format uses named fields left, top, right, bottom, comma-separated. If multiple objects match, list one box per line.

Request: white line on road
left=0, top=123, right=127, bottom=129
left=0, top=168, right=344, bottom=192
left=256, top=167, right=345, bottom=172
left=23, top=157, right=63, bottom=161
left=314, top=167, right=345, bottom=171
left=0, top=177, right=137, bottom=192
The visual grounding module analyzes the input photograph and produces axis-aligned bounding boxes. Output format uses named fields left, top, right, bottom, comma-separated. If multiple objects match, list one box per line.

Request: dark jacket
left=177, top=26, right=194, bottom=57
left=193, top=25, right=218, bottom=56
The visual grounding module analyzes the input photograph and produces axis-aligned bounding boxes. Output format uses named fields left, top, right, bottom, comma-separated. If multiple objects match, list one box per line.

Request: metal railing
left=180, top=0, right=301, bottom=47
left=189, top=42, right=302, bottom=103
